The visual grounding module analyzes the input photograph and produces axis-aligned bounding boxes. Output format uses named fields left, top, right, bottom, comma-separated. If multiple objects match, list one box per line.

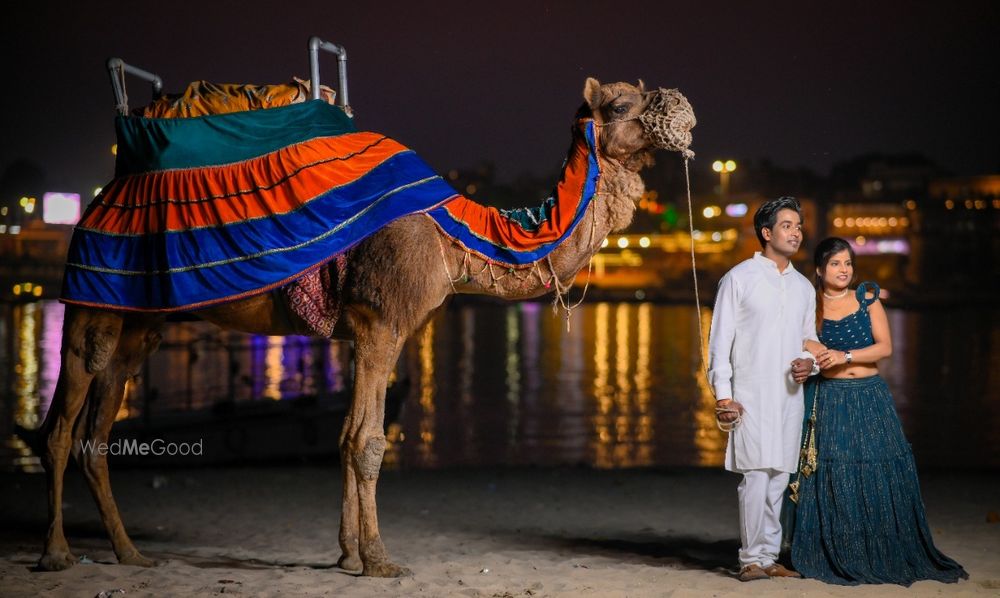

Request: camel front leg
left=74, top=323, right=162, bottom=567
left=339, top=328, right=409, bottom=577
left=39, top=309, right=122, bottom=571
left=39, top=375, right=91, bottom=571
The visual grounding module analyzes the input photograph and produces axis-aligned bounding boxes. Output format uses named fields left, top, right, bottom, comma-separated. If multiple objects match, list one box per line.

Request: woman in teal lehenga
left=788, top=237, right=967, bottom=586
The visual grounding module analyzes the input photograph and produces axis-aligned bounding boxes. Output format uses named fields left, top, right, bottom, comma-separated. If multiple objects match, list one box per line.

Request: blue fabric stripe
left=62, top=152, right=458, bottom=310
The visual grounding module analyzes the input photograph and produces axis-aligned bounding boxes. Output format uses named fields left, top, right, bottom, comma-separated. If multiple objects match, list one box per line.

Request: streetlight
left=20, top=196, right=36, bottom=214
left=712, top=159, right=737, bottom=198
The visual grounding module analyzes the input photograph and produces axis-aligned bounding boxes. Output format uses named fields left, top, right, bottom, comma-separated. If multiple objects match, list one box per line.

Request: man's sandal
left=737, top=564, right=770, bottom=582
left=764, top=563, right=802, bottom=578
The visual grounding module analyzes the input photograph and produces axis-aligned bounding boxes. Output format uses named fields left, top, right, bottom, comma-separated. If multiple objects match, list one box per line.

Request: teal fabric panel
left=113, top=100, right=356, bottom=176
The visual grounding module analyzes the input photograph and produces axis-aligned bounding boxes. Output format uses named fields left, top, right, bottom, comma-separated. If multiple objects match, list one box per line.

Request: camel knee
left=354, top=436, right=386, bottom=480
left=85, top=325, right=121, bottom=374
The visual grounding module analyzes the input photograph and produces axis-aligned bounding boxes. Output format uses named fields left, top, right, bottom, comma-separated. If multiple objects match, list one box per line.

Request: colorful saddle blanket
left=61, top=100, right=601, bottom=312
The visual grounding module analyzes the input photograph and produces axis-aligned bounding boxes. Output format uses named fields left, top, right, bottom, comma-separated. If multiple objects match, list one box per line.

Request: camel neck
left=427, top=121, right=602, bottom=267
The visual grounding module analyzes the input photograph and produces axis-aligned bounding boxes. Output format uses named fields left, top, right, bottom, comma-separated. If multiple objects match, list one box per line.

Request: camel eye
left=611, top=104, right=629, bottom=115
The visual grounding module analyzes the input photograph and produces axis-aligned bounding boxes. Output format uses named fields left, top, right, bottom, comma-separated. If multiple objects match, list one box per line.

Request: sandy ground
left=1, top=465, right=997, bottom=597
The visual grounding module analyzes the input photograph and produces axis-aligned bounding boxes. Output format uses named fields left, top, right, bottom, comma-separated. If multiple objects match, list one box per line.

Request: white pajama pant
left=737, top=468, right=789, bottom=568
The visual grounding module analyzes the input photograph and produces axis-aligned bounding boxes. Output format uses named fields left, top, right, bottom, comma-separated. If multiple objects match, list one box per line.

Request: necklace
left=823, top=288, right=850, bottom=299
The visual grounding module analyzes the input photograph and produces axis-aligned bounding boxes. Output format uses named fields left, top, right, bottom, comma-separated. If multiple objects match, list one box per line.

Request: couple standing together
left=707, top=197, right=968, bottom=585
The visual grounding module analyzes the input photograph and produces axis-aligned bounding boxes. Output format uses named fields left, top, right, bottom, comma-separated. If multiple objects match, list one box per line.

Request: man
left=708, top=196, right=817, bottom=582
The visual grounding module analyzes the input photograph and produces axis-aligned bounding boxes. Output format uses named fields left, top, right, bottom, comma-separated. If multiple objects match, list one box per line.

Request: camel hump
left=141, top=77, right=336, bottom=118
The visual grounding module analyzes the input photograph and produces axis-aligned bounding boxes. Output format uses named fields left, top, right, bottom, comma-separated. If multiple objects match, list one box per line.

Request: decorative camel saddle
left=61, top=78, right=693, bottom=329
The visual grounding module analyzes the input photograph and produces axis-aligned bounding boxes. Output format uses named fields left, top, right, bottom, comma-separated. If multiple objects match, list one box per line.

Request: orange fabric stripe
left=81, top=133, right=406, bottom=235
left=441, top=129, right=593, bottom=251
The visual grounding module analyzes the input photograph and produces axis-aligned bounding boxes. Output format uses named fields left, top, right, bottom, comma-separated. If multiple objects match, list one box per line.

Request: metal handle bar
left=308, top=36, right=350, bottom=112
left=107, top=57, right=163, bottom=115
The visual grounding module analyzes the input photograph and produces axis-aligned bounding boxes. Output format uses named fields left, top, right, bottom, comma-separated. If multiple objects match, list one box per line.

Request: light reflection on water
left=1, top=300, right=997, bottom=471
left=14, top=303, right=39, bottom=431
left=417, top=320, right=436, bottom=467
left=385, top=301, right=725, bottom=469
left=693, top=308, right=722, bottom=466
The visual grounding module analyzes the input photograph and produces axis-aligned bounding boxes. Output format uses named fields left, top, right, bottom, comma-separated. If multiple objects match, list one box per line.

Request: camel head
left=582, top=77, right=696, bottom=171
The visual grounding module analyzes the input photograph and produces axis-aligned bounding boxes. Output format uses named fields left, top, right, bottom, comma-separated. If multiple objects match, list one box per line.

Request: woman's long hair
left=813, top=237, right=856, bottom=330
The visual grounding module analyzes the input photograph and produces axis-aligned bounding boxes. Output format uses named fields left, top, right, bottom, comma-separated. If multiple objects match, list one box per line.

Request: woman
left=790, top=237, right=968, bottom=585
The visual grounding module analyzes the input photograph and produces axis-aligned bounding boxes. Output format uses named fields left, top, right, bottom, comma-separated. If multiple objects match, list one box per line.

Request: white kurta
left=708, top=252, right=818, bottom=473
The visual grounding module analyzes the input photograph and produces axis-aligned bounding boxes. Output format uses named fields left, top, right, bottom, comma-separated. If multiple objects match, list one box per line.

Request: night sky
left=2, top=1, right=997, bottom=197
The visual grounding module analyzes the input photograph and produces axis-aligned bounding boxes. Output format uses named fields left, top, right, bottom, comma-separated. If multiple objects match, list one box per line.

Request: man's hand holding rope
left=715, top=398, right=744, bottom=432
left=791, top=357, right=816, bottom=383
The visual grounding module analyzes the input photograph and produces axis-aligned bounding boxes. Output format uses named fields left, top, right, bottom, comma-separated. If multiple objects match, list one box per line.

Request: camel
left=37, top=77, right=694, bottom=576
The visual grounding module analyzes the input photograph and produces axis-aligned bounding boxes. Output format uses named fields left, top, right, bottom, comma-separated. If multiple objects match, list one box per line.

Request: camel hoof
left=38, top=551, right=78, bottom=571
left=118, top=551, right=157, bottom=567
left=337, top=554, right=363, bottom=572
left=362, top=561, right=412, bottom=578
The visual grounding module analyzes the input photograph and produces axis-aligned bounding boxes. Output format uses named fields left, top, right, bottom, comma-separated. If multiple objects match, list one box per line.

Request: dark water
left=1, top=300, right=997, bottom=471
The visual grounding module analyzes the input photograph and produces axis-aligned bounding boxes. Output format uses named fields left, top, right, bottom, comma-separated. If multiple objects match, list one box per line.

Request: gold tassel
left=800, top=411, right=818, bottom=477
left=789, top=382, right=820, bottom=503
left=789, top=479, right=801, bottom=504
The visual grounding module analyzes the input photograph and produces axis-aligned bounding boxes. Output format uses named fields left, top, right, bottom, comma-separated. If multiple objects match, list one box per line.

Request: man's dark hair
left=753, top=196, right=802, bottom=248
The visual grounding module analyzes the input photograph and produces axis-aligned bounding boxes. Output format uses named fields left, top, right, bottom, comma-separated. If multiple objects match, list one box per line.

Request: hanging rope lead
left=682, top=159, right=741, bottom=432
left=638, top=89, right=738, bottom=430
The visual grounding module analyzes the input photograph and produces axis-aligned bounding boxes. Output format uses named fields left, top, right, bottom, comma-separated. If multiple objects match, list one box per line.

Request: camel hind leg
left=38, top=307, right=123, bottom=571
left=72, top=317, right=163, bottom=567
left=338, top=318, right=409, bottom=577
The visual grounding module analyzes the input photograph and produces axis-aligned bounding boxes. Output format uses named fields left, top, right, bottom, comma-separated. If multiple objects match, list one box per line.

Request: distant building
left=830, top=153, right=944, bottom=203
left=0, top=218, right=72, bottom=301
left=907, top=175, right=999, bottom=296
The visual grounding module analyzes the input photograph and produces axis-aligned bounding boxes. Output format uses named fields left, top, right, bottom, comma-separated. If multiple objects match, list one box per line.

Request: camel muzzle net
left=639, top=88, right=696, bottom=159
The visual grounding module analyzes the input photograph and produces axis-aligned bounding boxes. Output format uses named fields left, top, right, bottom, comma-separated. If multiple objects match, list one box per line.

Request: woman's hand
left=803, top=340, right=826, bottom=356
left=816, top=349, right=847, bottom=370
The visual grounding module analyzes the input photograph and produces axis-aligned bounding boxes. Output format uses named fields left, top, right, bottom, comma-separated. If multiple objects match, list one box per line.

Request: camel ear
left=583, top=77, right=603, bottom=109
left=637, top=78, right=646, bottom=92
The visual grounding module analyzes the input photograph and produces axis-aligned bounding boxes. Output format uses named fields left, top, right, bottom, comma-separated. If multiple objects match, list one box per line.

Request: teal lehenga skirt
left=788, top=375, right=968, bottom=586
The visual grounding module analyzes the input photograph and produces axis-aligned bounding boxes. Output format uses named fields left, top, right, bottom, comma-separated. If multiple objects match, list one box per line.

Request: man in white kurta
left=708, top=197, right=818, bottom=579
